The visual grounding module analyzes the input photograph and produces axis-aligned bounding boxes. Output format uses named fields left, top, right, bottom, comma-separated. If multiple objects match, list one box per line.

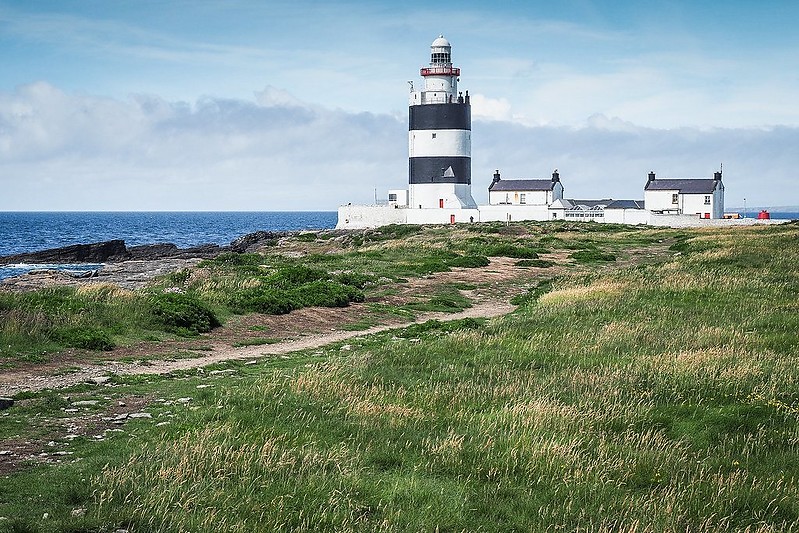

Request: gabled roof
left=489, top=179, right=555, bottom=192
left=567, top=199, right=613, bottom=209
left=605, top=199, right=645, bottom=210
left=645, top=179, right=719, bottom=194
left=549, top=198, right=573, bottom=209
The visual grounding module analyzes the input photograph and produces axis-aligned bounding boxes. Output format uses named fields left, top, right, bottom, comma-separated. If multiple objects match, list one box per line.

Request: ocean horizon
left=0, top=211, right=338, bottom=280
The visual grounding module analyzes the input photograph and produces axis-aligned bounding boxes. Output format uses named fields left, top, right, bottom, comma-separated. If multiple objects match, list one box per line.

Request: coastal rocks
left=230, top=231, right=287, bottom=252
left=0, top=240, right=129, bottom=265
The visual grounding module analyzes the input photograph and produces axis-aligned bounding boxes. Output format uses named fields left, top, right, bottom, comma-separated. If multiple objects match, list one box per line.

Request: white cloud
left=0, top=83, right=406, bottom=210
left=1, top=83, right=797, bottom=211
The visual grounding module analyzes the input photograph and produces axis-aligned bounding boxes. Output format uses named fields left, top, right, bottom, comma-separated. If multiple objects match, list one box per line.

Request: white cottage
left=643, top=171, right=724, bottom=219
left=488, top=170, right=564, bottom=206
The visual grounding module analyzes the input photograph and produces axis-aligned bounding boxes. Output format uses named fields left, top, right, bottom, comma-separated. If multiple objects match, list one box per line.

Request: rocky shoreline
left=0, top=230, right=294, bottom=291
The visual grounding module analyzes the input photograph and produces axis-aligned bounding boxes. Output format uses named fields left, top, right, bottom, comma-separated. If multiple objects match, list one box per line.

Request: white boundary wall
left=337, top=205, right=790, bottom=230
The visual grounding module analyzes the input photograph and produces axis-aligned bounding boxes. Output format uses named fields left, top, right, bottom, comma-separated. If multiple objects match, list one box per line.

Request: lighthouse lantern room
left=408, top=36, right=477, bottom=209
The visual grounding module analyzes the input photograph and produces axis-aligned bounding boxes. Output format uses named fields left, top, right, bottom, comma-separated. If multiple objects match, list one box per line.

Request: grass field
left=1, top=221, right=798, bottom=532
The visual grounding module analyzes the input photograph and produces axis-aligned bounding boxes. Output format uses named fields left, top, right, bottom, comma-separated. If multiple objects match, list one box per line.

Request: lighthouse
left=408, top=36, right=477, bottom=209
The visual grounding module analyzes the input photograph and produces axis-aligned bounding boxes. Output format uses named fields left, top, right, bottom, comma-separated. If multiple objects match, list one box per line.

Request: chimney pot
left=648, top=171, right=656, bottom=182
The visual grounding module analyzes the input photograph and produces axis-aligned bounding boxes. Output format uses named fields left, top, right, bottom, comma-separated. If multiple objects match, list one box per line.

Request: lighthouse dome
left=431, top=35, right=451, bottom=48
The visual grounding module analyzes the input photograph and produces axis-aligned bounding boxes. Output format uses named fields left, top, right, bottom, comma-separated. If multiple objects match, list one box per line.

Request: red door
left=450, top=214, right=456, bottom=224
left=439, top=199, right=444, bottom=209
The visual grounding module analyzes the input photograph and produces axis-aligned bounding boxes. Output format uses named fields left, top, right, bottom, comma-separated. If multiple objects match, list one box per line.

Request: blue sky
left=1, top=0, right=797, bottom=210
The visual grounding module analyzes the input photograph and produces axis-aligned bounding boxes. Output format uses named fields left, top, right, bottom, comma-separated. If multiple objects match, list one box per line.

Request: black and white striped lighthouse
left=408, top=36, right=477, bottom=209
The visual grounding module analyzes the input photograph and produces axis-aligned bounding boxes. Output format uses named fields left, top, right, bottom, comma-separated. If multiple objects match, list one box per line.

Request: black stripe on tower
left=409, top=157, right=471, bottom=185
left=409, top=103, right=471, bottom=131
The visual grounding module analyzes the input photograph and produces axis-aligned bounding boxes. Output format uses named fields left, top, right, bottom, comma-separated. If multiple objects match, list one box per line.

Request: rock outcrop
left=0, top=240, right=130, bottom=264
left=0, top=240, right=225, bottom=265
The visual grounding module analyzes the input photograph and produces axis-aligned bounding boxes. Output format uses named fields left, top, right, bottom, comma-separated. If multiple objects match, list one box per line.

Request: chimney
left=552, top=169, right=560, bottom=182
left=492, top=170, right=501, bottom=183
left=648, top=171, right=656, bottom=182
left=713, top=170, right=722, bottom=181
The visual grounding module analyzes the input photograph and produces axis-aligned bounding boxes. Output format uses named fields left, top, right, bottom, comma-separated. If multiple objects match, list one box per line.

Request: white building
left=487, top=170, right=564, bottom=206
left=643, top=170, right=725, bottom=219
left=335, top=37, right=748, bottom=230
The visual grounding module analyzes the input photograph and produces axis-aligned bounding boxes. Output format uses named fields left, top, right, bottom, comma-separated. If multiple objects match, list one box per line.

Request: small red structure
left=757, top=210, right=771, bottom=220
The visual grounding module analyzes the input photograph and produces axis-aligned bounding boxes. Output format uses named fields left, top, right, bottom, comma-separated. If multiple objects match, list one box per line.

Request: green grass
left=2, top=223, right=799, bottom=531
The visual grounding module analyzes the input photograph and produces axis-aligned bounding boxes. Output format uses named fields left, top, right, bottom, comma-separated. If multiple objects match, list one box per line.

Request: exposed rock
left=88, top=376, right=111, bottom=385
left=71, top=400, right=99, bottom=407
left=0, top=240, right=129, bottom=265
left=0, top=398, right=13, bottom=410
left=230, top=231, right=287, bottom=252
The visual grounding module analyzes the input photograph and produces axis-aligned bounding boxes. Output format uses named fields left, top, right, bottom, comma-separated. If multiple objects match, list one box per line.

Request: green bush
left=335, top=272, right=377, bottom=289
left=287, top=280, right=365, bottom=308
left=54, top=326, right=114, bottom=351
left=267, top=265, right=329, bottom=288
left=228, top=287, right=294, bottom=315
left=149, top=292, right=221, bottom=335
left=570, top=249, right=616, bottom=263
left=515, top=259, right=555, bottom=268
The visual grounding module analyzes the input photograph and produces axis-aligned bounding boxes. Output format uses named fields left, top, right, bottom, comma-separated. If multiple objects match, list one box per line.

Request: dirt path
left=0, top=300, right=515, bottom=395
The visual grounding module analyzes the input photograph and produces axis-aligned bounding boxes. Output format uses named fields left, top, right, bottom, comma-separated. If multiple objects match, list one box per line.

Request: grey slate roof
left=489, top=179, right=554, bottom=192
left=567, top=199, right=613, bottom=209
left=645, top=179, right=719, bottom=194
left=605, top=199, right=645, bottom=209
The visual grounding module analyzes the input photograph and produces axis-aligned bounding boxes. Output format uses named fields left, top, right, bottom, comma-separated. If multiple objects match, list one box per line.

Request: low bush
left=570, top=249, right=617, bottom=263
left=228, top=287, right=294, bottom=315
left=515, top=259, right=555, bottom=268
left=287, top=280, right=364, bottom=308
left=267, top=265, right=328, bottom=288
left=335, top=272, right=377, bottom=289
left=149, top=292, right=221, bottom=335
left=54, top=326, right=114, bottom=351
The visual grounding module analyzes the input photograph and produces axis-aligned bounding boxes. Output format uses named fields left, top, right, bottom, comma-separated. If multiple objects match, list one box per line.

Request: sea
left=0, top=211, right=337, bottom=281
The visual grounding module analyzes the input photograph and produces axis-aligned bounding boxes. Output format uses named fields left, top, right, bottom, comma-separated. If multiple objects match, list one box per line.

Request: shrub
left=267, top=265, right=329, bottom=288
left=288, top=281, right=365, bottom=308
left=335, top=272, right=377, bottom=289
left=570, top=249, right=616, bottom=263
left=149, top=292, right=221, bottom=335
left=228, top=287, right=294, bottom=315
left=515, top=259, right=555, bottom=268
left=54, top=326, right=114, bottom=351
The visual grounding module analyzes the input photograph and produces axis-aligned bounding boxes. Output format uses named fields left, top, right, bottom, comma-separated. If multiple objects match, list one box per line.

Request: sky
left=1, top=0, right=798, bottom=211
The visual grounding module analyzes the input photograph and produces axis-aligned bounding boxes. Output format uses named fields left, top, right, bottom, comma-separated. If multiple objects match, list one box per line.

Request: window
left=519, top=193, right=526, bottom=205
left=704, top=195, right=711, bottom=205
left=388, top=193, right=397, bottom=202
left=432, top=133, right=436, bottom=139
left=672, top=193, right=679, bottom=204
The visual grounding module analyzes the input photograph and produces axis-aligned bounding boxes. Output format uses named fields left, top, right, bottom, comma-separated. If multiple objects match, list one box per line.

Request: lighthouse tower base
left=409, top=183, right=478, bottom=210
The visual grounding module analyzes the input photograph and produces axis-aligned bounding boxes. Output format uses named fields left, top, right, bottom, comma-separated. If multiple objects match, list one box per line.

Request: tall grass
left=84, top=224, right=799, bottom=531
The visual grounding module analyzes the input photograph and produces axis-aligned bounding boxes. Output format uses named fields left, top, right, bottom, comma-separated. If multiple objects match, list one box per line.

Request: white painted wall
left=406, top=208, right=480, bottom=225
left=409, top=130, right=470, bottom=157
left=644, top=189, right=679, bottom=213
left=604, top=209, right=651, bottom=225
left=644, top=184, right=724, bottom=218
left=478, top=204, right=550, bottom=222
left=336, top=205, right=408, bottom=229
left=409, top=183, right=477, bottom=209
left=388, top=189, right=408, bottom=207
left=489, top=189, right=550, bottom=206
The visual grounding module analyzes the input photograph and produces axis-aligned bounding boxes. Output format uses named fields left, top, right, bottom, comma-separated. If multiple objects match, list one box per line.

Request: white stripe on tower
left=409, top=129, right=471, bottom=158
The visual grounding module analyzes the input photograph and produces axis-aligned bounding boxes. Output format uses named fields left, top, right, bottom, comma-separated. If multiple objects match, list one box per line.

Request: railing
left=420, top=66, right=460, bottom=76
